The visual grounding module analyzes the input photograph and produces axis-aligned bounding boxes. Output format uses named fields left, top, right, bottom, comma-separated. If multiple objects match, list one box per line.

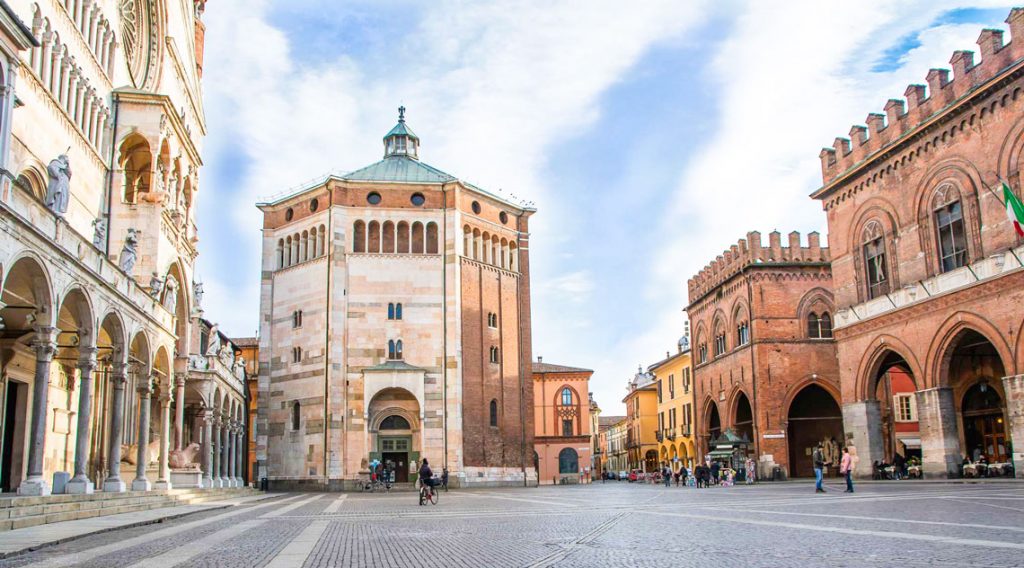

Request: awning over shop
left=897, top=436, right=921, bottom=449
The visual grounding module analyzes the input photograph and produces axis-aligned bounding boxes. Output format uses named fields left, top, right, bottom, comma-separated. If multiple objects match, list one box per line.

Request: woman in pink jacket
left=840, top=447, right=854, bottom=493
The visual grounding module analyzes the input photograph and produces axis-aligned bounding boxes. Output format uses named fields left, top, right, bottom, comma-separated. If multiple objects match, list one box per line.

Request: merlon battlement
left=686, top=230, right=830, bottom=302
left=818, top=8, right=1024, bottom=185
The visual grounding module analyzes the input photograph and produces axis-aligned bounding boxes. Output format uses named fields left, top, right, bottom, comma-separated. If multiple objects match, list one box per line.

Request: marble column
left=1002, top=374, right=1024, bottom=478
left=842, top=400, right=884, bottom=479
left=212, top=416, right=222, bottom=487
left=18, top=327, right=59, bottom=496
left=236, top=423, right=244, bottom=487
left=153, top=387, right=172, bottom=490
left=66, top=347, right=99, bottom=494
left=131, top=375, right=154, bottom=491
left=227, top=421, right=236, bottom=487
left=201, top=409, right=214, bottom=488
left=174, top=374, right=186, bottom=451
left=917, top=387, right=961, bottom=479
left=103, top=359, right=128, bottom=492
left=220, top=418, right=229, bottom=486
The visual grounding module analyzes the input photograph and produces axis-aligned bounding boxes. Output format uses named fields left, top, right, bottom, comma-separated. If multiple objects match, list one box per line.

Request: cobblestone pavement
left=2, top=480, right=1024, bottom=567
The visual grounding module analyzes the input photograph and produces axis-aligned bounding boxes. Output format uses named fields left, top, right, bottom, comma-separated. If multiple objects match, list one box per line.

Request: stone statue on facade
left=120, top=437, right=160, bottom=466
left=193, top=279, right=204, bottom=310
left=169, top=442, right=201, bottom=470
left=119, top=229, right=139, bottom=273
left=163, top=275, right=178, bottom=313
left=44, top=154, right=72, bottom=217
left=91, top=218, right=107, bottom=250
left=206, top=325, right=221, bottom=356
left=149, top=272, right=164, bottom=299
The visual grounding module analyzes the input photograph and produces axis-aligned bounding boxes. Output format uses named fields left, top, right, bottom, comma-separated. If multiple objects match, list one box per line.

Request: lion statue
left=169, top=442, right=202, bottom=470
left=120, top=439, right=161, bottom=466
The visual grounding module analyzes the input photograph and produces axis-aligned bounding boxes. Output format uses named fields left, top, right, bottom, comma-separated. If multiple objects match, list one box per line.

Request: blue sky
left=197, top=1, right=1015, bottom=414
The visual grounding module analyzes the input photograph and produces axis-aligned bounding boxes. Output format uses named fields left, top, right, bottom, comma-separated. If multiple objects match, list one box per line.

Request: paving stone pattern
left=2, top=481, right=1023, bottom=567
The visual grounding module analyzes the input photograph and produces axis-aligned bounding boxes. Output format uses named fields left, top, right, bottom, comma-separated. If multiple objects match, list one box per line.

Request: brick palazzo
left=814, top=9, right=1024, bottom=478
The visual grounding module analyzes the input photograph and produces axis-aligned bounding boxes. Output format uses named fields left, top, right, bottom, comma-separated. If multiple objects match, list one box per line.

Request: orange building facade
left=532, top=359, right=593, bottom=484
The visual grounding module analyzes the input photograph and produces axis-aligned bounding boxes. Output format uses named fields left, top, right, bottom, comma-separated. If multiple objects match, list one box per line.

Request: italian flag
left=1006, top=182, right=1024, bottom=238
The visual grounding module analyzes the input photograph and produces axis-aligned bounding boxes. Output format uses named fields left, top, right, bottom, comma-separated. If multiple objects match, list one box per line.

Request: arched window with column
left=426, top=222, right=438, bottom=254
left=353, top=220, right=366, bottom=252
left=932, top=185, right=968, bottom=273
left=862, top=220, right=891, bottom=299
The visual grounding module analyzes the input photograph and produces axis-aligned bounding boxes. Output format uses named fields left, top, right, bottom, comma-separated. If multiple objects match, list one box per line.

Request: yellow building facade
left=651, top=342, right=696, bottom=470
left=623, top=369, right=659, bottom=472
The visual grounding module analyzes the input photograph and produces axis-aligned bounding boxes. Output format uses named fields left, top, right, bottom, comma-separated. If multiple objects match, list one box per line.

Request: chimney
left=537, top=356, right=543, bottom=363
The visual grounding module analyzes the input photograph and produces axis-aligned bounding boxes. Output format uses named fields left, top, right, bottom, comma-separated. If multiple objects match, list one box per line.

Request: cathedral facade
left=256, top=111, right=536, bottom=489
left=0, top=0, right=246, bottom=497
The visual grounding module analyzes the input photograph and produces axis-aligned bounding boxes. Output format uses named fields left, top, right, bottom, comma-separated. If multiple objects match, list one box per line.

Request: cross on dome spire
left=398, top=105, right=406, bottom=122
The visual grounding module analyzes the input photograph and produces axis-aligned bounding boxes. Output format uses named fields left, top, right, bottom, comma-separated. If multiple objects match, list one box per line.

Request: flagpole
left=984, top=179, right=1024, bottom=268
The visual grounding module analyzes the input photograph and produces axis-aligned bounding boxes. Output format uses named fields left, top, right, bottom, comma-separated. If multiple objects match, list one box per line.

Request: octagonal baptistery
left=256, top=109, right=537, bottom=490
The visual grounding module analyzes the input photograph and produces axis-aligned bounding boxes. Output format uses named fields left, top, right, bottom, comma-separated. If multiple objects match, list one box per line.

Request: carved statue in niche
left=149, top=272, right=164, bottom=299
left=91, top=218, right=107, bottom=250
left=169, top=442, right=201, bottom=470
left=163, top=274, right=178, bottom=313
left=44, top=154, right=72, bottom=217
left=119, top=229, right=139, bottom=273
left=138, top=161, right=169, bottom=205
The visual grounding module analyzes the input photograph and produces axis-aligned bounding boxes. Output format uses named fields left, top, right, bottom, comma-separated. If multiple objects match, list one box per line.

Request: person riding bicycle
left=419, top=458, right=437, bottom=499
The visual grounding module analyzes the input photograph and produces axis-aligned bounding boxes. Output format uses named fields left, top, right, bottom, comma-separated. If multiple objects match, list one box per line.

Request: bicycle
left=418, top=478, right=438, bottom=505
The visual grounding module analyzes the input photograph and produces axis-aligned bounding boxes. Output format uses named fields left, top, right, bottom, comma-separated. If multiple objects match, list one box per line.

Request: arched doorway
left=0, top=256, right=54, bottom=493
left=734, top=393, right=753, bottom=444
left=945, top=329, right=1008, bottom=464
left=872, top=351, right=920, bottom=464
left=787, top=385, right=844, bottom=478
left=558, top=448, right=579, bottom=474
left=644, top=449, right=658, bottom=472
left=705, top=402, right=721, bottom=458
left=368, top=388, right=420, bottom=483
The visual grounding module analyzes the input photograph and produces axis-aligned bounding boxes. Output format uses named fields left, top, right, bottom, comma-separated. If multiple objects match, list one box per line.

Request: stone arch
left=382, top=221, right=395, bottom=253
left=912, top=159, right=985, bottom=277
left=849, top=200, right=902, bottom=302
left=369, top=406, right=419, bottom=432
left=56, top=285, right=96, bottom=348
left=927, top=312, right=1014, bottom=391
left=786, top=383, right=844, bottom=478
left=14, top=166, right=47, bottom=201
left=782, top=375, right=842, bottom=416
left=367, top=221, right=381, bottom=253
left=702, top=396, right=721, bottom=445
left=398, top=221, right=410, bottom=253
left=412, top=222, right=425, bottom=254
left=996, top=110, right=1024, bottom=180
left=727, top=388, right=754, bottom=442
left=118, top=133, right=152, bottom=204
left=0, top=252, right=55, bottom=328
left=98, top=309, right=128, bottom=356
left=426, top=222, right=438, bottom=254
left=856, top=335, right=923, bottom=401
left=353, top=220, right=366, bottom=253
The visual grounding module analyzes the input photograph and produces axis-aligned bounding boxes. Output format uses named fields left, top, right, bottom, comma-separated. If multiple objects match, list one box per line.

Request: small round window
left=499, top=211, right=508, bottom=224
left=310, top=198, right=319, bottom=212
left=471, top=201, right=481, bottom=214
left=367, top=192, right=382, bottom=205
left=285, top=208, right=294, bottom=221
left=411, top=193, right=426, bottom=206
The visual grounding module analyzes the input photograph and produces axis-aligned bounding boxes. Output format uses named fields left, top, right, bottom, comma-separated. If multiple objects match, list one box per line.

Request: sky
left=196, top=1, right=1015, bottom=415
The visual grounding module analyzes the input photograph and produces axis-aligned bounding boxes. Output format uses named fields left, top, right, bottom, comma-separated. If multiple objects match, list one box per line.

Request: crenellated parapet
left=819, top=7, right=1024, bottom=185
left=687, top=230, right=830, bottom=302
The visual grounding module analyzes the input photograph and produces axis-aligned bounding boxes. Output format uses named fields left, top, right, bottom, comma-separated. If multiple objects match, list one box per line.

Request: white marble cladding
left=3, top=189, right=174, bottom=331
left=835, top=243, right=1024, bottom=329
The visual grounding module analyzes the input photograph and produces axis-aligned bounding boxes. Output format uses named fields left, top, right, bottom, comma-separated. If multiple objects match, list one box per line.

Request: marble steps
left=0, top=487, right=260, bottom=531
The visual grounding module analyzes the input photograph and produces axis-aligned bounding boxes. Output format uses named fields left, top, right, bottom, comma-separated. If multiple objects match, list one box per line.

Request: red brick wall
left=689, top=261, right=839, bottom=475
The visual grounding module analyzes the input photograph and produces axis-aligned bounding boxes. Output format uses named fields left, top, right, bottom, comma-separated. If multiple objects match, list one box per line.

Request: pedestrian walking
left=813, top=443, right=826, bottom=493
left=710, top=461, right=720, bottom=486
left=840, top=446, right=854, bottom=493
left=663, top=464, right=672, bottom=487
left=745, top=457, right=756, bottom=485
